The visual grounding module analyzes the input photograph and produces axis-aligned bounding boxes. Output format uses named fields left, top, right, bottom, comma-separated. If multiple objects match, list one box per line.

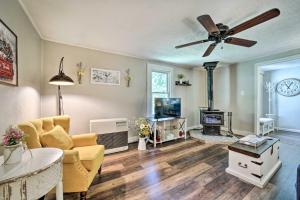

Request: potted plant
left=135, top=118, right=151, bottom=150
left=2, top=126, right=25, bottom=165
left=177, top=74, right=184, bottom=84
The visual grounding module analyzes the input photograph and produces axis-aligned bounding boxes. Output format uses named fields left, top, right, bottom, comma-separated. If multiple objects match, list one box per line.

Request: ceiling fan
left=175, top=8, right=280, bottom=57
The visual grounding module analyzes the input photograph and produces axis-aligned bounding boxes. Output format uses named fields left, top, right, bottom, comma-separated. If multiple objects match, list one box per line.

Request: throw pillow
left=40, top=125, right=74, bottom=150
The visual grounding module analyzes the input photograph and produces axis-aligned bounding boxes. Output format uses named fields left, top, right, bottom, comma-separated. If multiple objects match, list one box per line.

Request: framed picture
left=0, top=19, right=18, bottom=86
left=91, top=68, right=120, bottom=85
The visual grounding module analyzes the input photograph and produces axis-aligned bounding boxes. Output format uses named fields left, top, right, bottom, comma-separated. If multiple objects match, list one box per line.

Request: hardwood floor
left=47, top=131, right=300, bottom=200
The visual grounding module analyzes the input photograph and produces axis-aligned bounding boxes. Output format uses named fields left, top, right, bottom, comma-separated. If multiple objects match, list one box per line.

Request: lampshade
left=48, top=57, right=74, bottom=86
left=49, top=73, right=74, bottom=85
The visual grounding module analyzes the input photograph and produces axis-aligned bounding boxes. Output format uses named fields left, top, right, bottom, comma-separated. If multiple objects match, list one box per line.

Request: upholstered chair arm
left=71, top=133, right=97, bottom=147
left=63, top=150, right=81, bottom=164
left=62, top=150, right=90, bottom=192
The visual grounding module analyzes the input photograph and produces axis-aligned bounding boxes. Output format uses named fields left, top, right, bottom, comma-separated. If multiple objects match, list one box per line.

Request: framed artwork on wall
left=0, top=19, right=18, bottom=86
left=91, top=68, right=120, bottom=85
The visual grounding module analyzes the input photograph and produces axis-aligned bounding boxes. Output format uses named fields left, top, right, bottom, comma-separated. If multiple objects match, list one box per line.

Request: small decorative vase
left=3, top=143, right=23, bottom=165
left=138, top=138, right=146, bottom=151
left=179, top=79, right=183, bottom=84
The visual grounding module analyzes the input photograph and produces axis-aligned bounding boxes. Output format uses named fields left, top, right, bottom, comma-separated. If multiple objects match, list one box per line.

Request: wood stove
left=200, top=61, right=224, bottom=135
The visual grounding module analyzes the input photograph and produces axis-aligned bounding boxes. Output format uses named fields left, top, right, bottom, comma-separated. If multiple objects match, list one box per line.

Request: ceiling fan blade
left=197, top=15, right=220, bottom=34
left=224, top=37, right=257, bottom=47
left=227, top=8, right=280, bottom=36
left=175, top=39, right=209, bottom=49
left=203, top=43, right=217, bottom=57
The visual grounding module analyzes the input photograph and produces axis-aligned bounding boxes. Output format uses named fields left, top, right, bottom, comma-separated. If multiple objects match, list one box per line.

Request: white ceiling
left=20, top=0, right=300, bottom=67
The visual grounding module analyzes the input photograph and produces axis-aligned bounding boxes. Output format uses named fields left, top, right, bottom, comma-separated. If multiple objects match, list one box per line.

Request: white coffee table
left=0, top=148, right=64, bottom=200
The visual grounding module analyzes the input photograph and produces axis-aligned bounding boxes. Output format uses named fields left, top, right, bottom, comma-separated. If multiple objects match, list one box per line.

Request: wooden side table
left=0, top=148, right=63, bottom=200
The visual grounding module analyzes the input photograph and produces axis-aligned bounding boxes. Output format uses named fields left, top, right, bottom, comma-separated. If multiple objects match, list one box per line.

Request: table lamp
left=49, top=57, right=74, bottom=115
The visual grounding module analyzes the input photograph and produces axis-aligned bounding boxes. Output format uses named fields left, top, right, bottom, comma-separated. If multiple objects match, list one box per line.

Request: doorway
left=255, top=54, right=300, bottom=134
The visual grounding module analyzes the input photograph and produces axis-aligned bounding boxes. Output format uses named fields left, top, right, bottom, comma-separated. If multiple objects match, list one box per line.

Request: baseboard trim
left=105, top=146, right=128, bottom=154
left=276, top=127, right=300, bottom=133
left=128, top=136, right=139, bottom=143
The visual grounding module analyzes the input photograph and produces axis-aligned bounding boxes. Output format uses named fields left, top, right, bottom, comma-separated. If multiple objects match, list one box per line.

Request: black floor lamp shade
left=49, top=57, right=74, bottom=85
left=48, top=57, right=74, bottom=115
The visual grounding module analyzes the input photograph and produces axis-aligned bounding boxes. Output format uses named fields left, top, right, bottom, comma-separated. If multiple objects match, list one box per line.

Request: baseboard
left=105, top=146, right=128, bottom=154
left=128, top=136, right=139, bottom=143
left=276, top=127, right=300, bottom=133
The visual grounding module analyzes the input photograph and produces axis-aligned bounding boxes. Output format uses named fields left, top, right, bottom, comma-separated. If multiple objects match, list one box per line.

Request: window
left=151, top=71, right=170, bottom=114
left=147, top=63, right=173, bottom=116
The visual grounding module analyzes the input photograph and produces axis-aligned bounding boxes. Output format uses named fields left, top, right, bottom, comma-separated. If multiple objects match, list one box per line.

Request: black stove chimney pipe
left=203, top=61, right=219, bottom=111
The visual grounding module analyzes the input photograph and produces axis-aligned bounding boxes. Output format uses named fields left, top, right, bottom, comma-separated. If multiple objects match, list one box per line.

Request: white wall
left=214, top=63, right=255, bottom=133
left=0, top=0, right=41, bottom=136
left=41, top=41, right=204, bottom=137
left=263, top=67, right=300, bottom=130
left=213, top=49, right=300, bottom=134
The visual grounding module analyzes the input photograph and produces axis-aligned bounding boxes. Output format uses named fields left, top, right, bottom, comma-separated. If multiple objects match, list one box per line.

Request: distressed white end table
left=226, top=137, right=281, bottom=188
left=0, top=148, right=63, bottom=200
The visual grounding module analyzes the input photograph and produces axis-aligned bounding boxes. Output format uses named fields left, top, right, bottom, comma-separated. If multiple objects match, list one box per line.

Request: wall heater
left=90, top=118, right=128, bottom=154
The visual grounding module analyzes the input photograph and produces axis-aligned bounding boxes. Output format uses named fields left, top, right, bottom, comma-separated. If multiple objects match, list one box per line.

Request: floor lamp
left=49, top=57, right=74, bottom=115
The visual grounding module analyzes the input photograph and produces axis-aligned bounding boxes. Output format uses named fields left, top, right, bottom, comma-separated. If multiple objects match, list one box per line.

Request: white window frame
left=147, top=63, right=174, bottom=116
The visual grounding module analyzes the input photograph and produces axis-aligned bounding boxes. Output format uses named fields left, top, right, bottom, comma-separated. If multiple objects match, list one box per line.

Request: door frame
left=254, top=54, right=300, bottom=134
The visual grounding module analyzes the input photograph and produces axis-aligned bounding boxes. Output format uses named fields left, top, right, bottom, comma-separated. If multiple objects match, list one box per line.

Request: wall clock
left=276, top=78, right=300, bottom=97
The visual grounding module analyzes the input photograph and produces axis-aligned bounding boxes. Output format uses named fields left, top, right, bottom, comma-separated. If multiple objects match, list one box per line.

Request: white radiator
left=90, top=118, right=128, bottom=154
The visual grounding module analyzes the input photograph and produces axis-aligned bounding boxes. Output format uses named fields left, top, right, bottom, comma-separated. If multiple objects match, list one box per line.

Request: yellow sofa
left=18, top=115, right=104, bottom=199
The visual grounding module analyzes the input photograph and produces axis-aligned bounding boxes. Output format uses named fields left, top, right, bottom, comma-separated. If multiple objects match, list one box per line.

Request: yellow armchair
left=18, top=116, right=104, bottom=199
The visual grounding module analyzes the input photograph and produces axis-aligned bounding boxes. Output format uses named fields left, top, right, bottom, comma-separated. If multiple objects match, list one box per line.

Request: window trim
left=147, top=63, right=173, bottom=116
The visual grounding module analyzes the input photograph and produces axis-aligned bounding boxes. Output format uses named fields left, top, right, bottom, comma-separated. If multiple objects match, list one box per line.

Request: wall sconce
left=124, top=68, right=131, bottom=87
left=76, top=62, right=85, bottom=84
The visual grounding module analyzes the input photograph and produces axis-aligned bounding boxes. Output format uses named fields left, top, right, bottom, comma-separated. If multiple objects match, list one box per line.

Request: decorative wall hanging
left=276, top=78, right=300, bottom=97
left=76, top=62, right=85, bottom=84
left=91, top=68, right=120, bottom=85
left=124, top=68, right=131, bottom=87
left=0, top=19, right=18, bottom=86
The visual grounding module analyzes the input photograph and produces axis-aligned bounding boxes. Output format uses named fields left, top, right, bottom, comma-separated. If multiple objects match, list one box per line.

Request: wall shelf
left=175, top=81, right=192, bottom=86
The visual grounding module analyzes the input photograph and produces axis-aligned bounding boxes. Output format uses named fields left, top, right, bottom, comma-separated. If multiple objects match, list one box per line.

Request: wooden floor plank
left=242, top=183, right=277, bottom=200
left=183, top=173, right=239, bottom=200
left=123, top=163, right=212, bottom=200
left=88, top=162, right=171, bottom=197
left=215, top=179, right=254, bottom=200
left=141, top=142, right=212, bottom=168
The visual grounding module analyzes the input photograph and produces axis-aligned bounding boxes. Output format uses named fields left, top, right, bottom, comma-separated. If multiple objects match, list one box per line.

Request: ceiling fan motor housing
left=208, top=23, right=229, bottom=43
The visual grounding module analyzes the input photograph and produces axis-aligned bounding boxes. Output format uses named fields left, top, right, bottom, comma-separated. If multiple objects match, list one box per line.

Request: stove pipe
left=203, top=61, right=219, bottom=111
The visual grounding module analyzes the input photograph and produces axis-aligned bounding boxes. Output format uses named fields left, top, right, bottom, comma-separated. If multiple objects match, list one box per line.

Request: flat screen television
left=154, top=98, right=181, bottom=119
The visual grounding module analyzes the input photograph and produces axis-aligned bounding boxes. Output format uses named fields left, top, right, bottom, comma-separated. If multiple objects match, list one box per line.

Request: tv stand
left=147, top=117, right=187, bottom=147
